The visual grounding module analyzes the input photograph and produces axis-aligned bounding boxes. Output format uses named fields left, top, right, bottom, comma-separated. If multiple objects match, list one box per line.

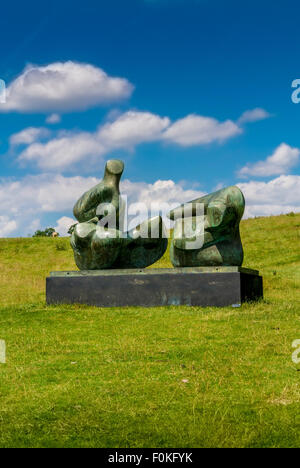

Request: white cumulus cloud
left=1, top=61, right=134, bottom=113
left=238, top=175, right=300, bottom=217
left=0, top=216, right=18, bottom=237
left=122, top=179, right=204, bottom=211
left=0, top=174, right=99, bottom=216
left=120, top=179, right=205, bottom=230
left=238, top=108, right=271, bottom=124
left=163, top=114, right=242, bottom=146
left=18, top=132, right=105, bottom=170
left=10, top=127, right=51, bottom=146
left=46, top=113, right=61, bottom=124
left=55, top=216, right=76, bottom=236
left=98, top=111, right=170, bottom=148
left=238, top=143, right=300, bottom=178
left=17, top=111, right=170, bottom=171
left=15, top=110, right=246, bottom=171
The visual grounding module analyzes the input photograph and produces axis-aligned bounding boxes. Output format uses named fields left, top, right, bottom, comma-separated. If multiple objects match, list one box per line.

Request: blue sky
left=0, top=0, right=300, bottom=236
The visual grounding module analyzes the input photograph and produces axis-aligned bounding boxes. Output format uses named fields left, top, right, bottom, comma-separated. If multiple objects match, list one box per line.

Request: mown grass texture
left=0, top=213, right=299, bottom=447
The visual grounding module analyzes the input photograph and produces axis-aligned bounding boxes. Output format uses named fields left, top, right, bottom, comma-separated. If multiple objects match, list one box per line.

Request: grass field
left=0, top=213, right=299, bottom=448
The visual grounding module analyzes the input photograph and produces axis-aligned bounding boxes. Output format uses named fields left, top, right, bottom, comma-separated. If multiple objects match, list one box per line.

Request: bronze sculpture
left=168, top=186, right=245, bottom=267
left=70, top=160, right=168, bottom=270
left=70, top=160, right=245, bottom=270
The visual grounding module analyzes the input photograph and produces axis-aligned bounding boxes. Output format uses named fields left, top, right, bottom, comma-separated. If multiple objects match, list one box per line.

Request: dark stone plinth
left=46, top=267, right=263, bottom=308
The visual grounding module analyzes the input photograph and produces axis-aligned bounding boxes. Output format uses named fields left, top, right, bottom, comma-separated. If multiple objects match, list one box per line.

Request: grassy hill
left=0, top=213, right=299, bottom=447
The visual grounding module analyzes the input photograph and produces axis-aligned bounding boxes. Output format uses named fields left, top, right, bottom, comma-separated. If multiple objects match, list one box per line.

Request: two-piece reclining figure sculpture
left=70, top=159, right=245, bottom=270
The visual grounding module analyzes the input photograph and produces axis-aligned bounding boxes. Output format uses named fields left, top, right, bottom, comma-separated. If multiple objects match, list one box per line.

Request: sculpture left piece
left=69, top=159, right=168, bottom=270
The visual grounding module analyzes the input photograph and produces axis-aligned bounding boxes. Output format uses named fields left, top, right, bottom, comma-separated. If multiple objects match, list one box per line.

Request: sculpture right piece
left=167, top=186, right=245, bottom=267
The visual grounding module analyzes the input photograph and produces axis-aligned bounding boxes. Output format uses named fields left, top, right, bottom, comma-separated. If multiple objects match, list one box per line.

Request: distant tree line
left=32, top=228, right=59, bottom=237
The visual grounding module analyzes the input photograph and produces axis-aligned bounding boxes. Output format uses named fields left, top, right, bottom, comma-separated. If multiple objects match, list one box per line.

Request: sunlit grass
left=0, top=213, right=299, bottom=447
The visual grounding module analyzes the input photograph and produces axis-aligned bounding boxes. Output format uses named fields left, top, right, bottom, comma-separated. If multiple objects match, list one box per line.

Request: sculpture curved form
left=73, top=159, right=124, bottom=226
left=167, top=186, right=245, bottom=267
left=70, top=159, right=168, bottom=270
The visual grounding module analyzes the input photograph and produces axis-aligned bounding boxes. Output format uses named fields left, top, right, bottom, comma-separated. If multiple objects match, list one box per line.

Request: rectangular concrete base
left=46, top=267, right=263, bottom=308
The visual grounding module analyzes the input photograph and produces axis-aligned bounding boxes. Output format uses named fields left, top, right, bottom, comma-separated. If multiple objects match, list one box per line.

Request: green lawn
left=0, top=213, right=299, bottom=448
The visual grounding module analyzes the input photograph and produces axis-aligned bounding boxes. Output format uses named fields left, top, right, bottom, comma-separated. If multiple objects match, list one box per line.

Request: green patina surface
left=70, top=160, right=246, bottom=270
left=168, top=185, right=245, bottom=268
left=73, top=159, right=124, bottom=226
left=70, top=160, right=168, bottom=270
